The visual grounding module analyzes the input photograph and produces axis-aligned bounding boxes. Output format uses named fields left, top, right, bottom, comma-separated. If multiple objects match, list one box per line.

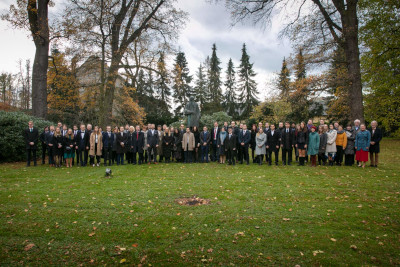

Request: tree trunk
left=101, top=62, right=119, bottom=126
left=28, top=0, right=50, bottom=119
left=341, top=1, right=364, bottom=122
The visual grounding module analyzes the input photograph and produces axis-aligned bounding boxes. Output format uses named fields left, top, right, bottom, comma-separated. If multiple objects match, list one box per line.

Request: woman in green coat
left=308, top=126, right=320, bottom=167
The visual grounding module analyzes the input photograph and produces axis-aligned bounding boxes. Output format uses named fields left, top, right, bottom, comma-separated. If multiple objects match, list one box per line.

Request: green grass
left=1, top=139, right=399, bottom=266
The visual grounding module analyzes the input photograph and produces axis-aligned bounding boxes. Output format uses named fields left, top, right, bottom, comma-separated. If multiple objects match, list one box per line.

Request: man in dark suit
left=281, top=122, right=295, bottom=165
left=72, top=125, right=78, bottom=165
left=75, top=124, right=89, bottom=166
left=224, top=127, right=237, bottom=165
left=39, top=126, right=49, bottom=165
left=132, top=125, right=144, bottom=165
left=266, top=124, right=281, bottom=165
left=211, top=122, right=220, bottom=162
left=102, top=126, right=114, bottom=166
left=238, top=124, right=251, bottom=165
left=200, top=126, right=211, bottom=163
left=116, top=126, right=128, bottom=165
left=23, top=121, right=39, bottom=166
left=369, top=120, right=382, bottom=167
left=45, top=125, right=55, bottom=166
left=264, top=122, right=270, bottom=163
left=147, top=124, right=159, bottom=164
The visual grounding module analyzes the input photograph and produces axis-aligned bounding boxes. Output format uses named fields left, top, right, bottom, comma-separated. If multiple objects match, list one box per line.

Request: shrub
left=200, top=112, right=232, bottom=129
left=0, top=111, right=54, bottom=162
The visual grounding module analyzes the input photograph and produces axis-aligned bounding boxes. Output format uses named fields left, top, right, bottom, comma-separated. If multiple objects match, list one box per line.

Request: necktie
left=30, top=128, right=32, bottom=132
left=287, top=129, right=289, bottom=133
left=137, top=132, right=139, bottom=140
left=108, top=132, right=111, bottom=138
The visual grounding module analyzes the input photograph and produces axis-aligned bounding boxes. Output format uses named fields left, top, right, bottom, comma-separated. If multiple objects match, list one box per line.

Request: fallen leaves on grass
left=88, top=232, right=95, bottom=237
left=282, top=218, right=291, bottom=221
left=24, top=243, right=35, bottom=251
left=330, top=238, right=337, bottom=242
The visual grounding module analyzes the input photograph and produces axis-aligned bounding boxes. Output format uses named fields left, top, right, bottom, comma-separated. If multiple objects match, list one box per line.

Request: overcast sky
left=0, top=0, right=293, bottom=100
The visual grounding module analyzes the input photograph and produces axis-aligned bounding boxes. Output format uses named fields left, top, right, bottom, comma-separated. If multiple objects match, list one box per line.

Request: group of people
left=23, top=118, right=382, bottom=168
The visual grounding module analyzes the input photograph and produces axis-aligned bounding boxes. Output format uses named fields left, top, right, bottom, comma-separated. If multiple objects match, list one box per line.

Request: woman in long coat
left=355, top=124, right=371, bottom=168
left=52, top=128, right=64, bottom=168
left=344, top=124, right=356, bottom=166
left=217, top=127, right=227, bottom=164
left=318, top=125, right=327, bottom=165
left=162, top=128, right=174, bottom=163
left=326, top=124, right=337, bottom=166
left=173, top=128, right=182, bottom=162
left=307, top=126, right=320, bottom=167
left=89, top=126, right=103, bottom=167
left=255, top=127, right=267, bottom=165
left=192, top=126, right=200, bottom=163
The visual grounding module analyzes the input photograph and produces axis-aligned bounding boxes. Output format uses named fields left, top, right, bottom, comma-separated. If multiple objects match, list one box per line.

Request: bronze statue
left=184, top=96, right=200, bottom=128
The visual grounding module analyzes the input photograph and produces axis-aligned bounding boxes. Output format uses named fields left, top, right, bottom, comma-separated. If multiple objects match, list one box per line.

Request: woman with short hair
left=318, top=125, right=327, bottom=165
left=63, top=128, right=75, bottom=168
left=52, top=127, right=64, bottom=168
left=295, top=122, right=308, bottom=166
left=326, top=124, right=337, bottom=166
left=355, top=124, right=371, bottom=168
left=255, top=127, right=267, bottom=165
left=162, top=128, right=174, bottom=163
left=89, top=126, right=103, bottom=167
left=217, top=127, right=227, bottom=164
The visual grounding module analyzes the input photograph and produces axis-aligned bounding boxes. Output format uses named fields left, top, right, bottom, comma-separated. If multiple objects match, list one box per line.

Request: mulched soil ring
left=175, top=196, right=211, bottom=206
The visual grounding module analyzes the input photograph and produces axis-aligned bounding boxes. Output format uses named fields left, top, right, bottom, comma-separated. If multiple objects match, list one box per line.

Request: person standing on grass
left=255, top=127, right=267, bottom=165
left=344, top=124, right=356, bottom=166
left=308, top=126, right=320, bottom=167
left=112, top=126, right=119, bottom=165
left=102, top=126, right=114, bottom=166
left=46, top=125, right=55, bottom=167
left=250, top=124, right=257, bottom=163
left=217, top=126, right=227, bottom=164
left=132, top=125, right=144, bottom=165
left=192, top=126, right=200, bottom=163
left=335, top=125, right=347, bottom=166
left=224, top=127, right=237, bottom=165
left=200, top=126, right=211, bottom=163
left=157, top=125, right=164, bottom=163
left=355, top=124, right=371, bottom=168
left=239, top=124, right=251, bottom=165
left=281, top=121, right=295, bottom=166
left=326, top=124, right=338, bottom=166
left=173, top=128, right=183, bottom=163
left=52, top=127, right=64, bottom=168
left=295, top=122, right=308, bottom=166
left=318, top=125, right=327, bottom=166
left=211, top=121, right=220, bottom=162
left=126, top=126, right=135, bottom=164
left=63, top=128, right=75, bottom=168
left=369, top=121, right=382, bottom=168
left=162, top=128, right=174, bottom=163
left=266, top=124, right=281, bottom=166
left=147, top=124, right=159, bottom=164
left=89, top=126, right=103, bottom=167
left=352, top=119, right=362, bottom=166
left=116, top=126, right=127, bottom=165
left=182, top=127, right=195, bottom=163
left=24, top=120, right=39, bottom=167
left=39, top=126, right=48, bottom=165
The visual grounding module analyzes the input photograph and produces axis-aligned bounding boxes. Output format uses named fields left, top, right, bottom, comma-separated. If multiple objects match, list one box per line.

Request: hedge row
left=0, top=111, right=54, bottom=163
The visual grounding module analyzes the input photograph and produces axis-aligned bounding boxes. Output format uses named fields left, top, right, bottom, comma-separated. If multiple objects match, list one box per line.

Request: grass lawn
left=0, top=139, right=399, bottom=266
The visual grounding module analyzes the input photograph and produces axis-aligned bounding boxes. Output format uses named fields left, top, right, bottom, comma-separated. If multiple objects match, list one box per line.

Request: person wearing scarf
left=217, top=128, right=227, bottom=164
left=335, top=125, right=347, bottom=166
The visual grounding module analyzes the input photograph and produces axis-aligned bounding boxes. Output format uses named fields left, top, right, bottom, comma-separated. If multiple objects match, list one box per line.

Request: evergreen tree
left=294, top=48, right=306, bottom=80
left=145, top=70, right=155, bottom=97
left=194, top=64, right=207, bottom=111
left=136, top=69, right=146, bottom=96
left=287, top=48, right=311, bottom=122
left=224, top=58, right=238, bottom=118
left=156, top=53, right=171, bottom=105
left=172, top=51, right=192, bottom=115
left=237, top=43, right=259, bottom=119
left=277, top=57, right=291, bottom=99
left=206, top=43, right=223, bottom=113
